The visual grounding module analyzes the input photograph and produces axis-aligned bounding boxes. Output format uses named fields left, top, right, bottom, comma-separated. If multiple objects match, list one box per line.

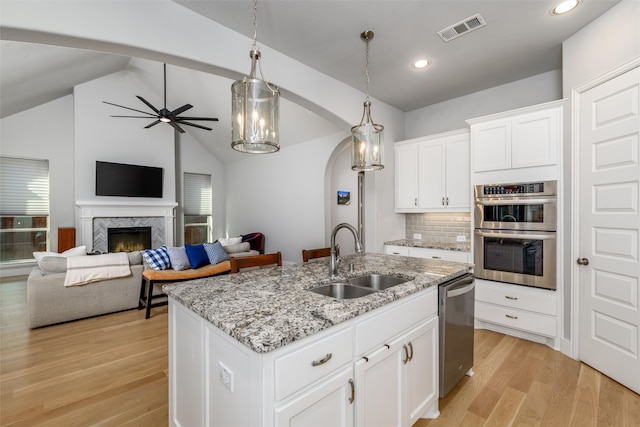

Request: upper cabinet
left=468, top=101, right=563, bottom=174
left=395, top=129, right=470, bottom=213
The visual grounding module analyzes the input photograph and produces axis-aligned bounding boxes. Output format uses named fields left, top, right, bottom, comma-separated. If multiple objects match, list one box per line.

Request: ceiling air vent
left=437, top=13, right=486, bottom=42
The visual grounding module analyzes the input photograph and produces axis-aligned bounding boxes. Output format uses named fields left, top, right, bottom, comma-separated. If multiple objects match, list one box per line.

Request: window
left=0, top=157, right=50, bottom=262
left=184, top=172, right=212, bottom=245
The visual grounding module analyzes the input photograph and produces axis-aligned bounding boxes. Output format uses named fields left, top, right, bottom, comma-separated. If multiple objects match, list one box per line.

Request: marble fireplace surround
left=76, top=201, right=177, bottom=253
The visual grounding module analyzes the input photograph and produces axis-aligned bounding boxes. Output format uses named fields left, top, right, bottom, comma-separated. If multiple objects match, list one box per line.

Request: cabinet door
left=275, top=366, right=354, bottom=427
left=418, top=141, right=445, bottom=209
left=395, top=144, right=419, bottom=210
left=405, top=317, right=439, bottom=425
left=511, top=108, right=559, bottom=168
left=472, top=119, right=511, bottom=172
left=407, top=247, right=471, bottom=263
left=355, top=339, right=404, bottom=427
left=444, top=135, right=470, bottom=209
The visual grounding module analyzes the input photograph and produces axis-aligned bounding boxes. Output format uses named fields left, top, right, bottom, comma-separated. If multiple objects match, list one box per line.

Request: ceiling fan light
left=160, top=117, right=171, bottom=123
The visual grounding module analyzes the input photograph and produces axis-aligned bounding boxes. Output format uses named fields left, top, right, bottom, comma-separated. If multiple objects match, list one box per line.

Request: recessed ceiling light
left=552, top=0, right=579, bottom=15
left=412, top=59, right=431, bottom=69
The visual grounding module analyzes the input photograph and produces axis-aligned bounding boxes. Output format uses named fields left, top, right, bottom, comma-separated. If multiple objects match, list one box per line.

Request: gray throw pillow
left=39, top=256, right=68, bottom=275
left=167, top=246, right=191, bottom=271
left=127, top=251, right=142, bottom=265
left=223, top=242, right=251, bottom=254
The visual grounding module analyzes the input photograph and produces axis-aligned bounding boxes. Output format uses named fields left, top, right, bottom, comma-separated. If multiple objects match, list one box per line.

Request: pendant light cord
left=252, top=0, right=258, bottom=51
left=364, top=37, right=370, bottom=103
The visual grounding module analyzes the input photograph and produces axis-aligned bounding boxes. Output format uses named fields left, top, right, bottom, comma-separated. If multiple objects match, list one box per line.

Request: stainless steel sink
left=309, top=274, right=410, bottom=299
left=346, top=274, right=409, bottom=290
left=309, top=283, right=377, bottom=299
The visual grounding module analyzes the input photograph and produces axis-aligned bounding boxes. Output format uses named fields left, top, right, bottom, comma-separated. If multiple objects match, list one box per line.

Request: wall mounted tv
left=95, top=161, right=163, bottom=198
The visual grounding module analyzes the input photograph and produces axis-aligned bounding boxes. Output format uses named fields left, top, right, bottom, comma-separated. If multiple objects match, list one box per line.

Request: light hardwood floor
left=2, top=277, right=639, bottom=426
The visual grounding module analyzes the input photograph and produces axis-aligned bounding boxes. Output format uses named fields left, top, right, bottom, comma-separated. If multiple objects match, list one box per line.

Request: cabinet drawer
left=476, top=301, right=556, bottom=337
left=274, top=326, right=353, bottom=401
left=475, top=280, right=556, bottom=316
left=355, top=289, right=437, bottom=356
left=384, top=245, right=409, bottom=256
left=408, top=247, right=470, bottom=263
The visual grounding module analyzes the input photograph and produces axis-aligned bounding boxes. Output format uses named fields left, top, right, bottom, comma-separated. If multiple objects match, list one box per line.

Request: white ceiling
left=0, top=0, right=621, bottom=163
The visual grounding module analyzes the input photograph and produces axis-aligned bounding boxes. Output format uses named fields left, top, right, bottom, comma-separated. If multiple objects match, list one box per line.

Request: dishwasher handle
left=445, top=276, right=475, bottom=298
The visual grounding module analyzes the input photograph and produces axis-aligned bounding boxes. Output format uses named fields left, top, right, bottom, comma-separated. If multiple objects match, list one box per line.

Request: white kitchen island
left=163, top=253, right=472, bottom=427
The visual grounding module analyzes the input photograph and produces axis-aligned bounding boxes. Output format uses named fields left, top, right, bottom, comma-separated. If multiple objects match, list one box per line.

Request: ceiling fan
left=103, top=63, right=218, bottom=134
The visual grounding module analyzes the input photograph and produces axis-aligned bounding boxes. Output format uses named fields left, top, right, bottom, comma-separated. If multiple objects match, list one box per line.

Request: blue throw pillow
left=167, top=246, right=191, bottom=271
left=203, top=242, right=229, bottom=265
left=185, top=244, right=210, bottom=269
left=141, top=246, right=171, bottom=271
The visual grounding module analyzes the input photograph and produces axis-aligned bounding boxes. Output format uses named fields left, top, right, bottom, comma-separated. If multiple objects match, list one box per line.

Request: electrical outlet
left=413, top=233, right=422, bottom=240
left=456, top=235, right=467, bottom=242
left=219, top=362, right=234, bottom=392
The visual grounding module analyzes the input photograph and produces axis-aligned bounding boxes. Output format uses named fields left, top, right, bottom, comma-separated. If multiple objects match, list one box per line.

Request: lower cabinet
left=355, top=317, right=439, bottom=427
left=169, top=287, right=439, bottom=427
left=275, top=366, right=354, bottom=427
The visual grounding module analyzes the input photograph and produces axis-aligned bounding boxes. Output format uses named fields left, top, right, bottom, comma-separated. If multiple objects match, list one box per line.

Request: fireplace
left=108, top=227, right=152, bottom=253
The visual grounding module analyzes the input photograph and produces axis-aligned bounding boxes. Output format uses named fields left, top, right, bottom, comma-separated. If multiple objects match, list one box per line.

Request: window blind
left=0, top=156, right=50, bottom=216
left=184, top=173, right=212, bottom=216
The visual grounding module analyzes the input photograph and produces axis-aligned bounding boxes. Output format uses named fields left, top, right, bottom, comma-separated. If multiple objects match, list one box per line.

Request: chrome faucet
left=330, top=223, right=363, bottom=276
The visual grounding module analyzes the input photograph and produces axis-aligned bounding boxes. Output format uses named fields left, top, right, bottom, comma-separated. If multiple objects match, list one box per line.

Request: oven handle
left=475, top=230, right=556, bottom=240
left=476, top=198, right=556, bottom=206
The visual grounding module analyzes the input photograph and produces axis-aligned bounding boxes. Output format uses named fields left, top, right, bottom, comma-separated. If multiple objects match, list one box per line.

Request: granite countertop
left=385, top=239, right=471, bottom=252
left=163, top=253, right=472, bottom=354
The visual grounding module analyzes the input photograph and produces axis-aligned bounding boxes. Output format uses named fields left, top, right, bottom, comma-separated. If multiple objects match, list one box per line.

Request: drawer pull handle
left=407, top=342, right=414, bottom=362
left=505, top=314, right=518, bottom=320
left=505, top=296, right=518, bottom=300
left=431, top=256, right=441, bottom=259
left=402, top=344, right=410, bottom=364
left=348, top=379, right=355, bottom=404
left=384, top=344, right=390, bottom=349
left=392, top=252, right=401, bottom=255
left=311, top=353, right=333, bottom=367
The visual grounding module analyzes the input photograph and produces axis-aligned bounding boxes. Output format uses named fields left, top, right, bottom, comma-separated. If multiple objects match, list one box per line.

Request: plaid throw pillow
left=203, top=242, right=229, bottom=265
left=141, top=246, right=171, bottom=270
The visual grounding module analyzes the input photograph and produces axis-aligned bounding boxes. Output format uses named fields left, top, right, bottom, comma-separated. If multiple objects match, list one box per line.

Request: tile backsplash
left=405, top=212, right=471, bottom=243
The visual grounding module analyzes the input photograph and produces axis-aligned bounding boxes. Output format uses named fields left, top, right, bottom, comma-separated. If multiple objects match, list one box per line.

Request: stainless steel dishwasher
left=439, top=273, right=475, bottom=397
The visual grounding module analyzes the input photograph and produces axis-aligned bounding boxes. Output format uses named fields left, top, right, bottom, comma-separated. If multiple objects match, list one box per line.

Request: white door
left=577, top=66, right=640, bottom=393
left=395, top=144, right=419, bottom=210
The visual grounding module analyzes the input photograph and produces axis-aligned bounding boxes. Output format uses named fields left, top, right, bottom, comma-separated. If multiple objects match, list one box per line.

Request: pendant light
left=351, top=30, right=384, bottom=171
left=231, top=0, right=280, bottom=153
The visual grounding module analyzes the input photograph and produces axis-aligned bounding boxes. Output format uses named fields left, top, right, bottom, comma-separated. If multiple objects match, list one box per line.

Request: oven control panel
left=480, top=181, right=552, bottom=196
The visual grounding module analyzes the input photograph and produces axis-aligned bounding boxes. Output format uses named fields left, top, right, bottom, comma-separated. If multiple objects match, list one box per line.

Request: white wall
left=73, top=70, right=176, bottom=204
left=225, top=132, right=348, bottom=263
left=179, top=132, right=226, bottom=243
left=405, top=70, right=562, bottom=138
left=0, top=95, right=75, bottom=265
left=330, top=142, right=359, bottom=256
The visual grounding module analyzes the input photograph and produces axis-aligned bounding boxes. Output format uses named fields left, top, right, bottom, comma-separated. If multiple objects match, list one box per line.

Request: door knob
left=577, top=258, right=589, bottom=266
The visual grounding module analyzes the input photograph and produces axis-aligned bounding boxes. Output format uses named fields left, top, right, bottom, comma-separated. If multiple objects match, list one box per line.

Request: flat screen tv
left=95, top=161, right=163, bottom=198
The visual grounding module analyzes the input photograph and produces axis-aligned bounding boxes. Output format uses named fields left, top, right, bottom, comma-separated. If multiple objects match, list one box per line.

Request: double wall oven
left=474, top=181, right=557, bottom=290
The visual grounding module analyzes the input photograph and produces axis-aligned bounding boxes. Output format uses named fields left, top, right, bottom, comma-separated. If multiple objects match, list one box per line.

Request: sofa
left=27, top=251, right=144, bottom=328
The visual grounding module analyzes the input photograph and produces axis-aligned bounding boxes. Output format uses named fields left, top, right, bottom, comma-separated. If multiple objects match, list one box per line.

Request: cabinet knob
left=577, top=258, right=589, bottom=266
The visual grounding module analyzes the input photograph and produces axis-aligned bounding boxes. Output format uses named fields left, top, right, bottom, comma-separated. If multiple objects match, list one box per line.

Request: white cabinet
left=275, top=366, right=354, bottom=427
left=469, top=102, right=562, bottom=173
left=169, top=286, right=440, bottom=426
left=474, top=279, right=558, bottom=340
left=395, top=129, right=470, bottom=212
left=355, top=317, right=438, bottom=427
left=384, top=245, right=471, bottom=263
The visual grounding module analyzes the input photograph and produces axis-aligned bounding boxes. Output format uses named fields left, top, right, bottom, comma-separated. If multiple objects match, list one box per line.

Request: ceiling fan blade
left=169, top=122, right=186, bottom=134
left=144, top=120, right=162, bottom=129
left=103, top=101, right=157, bottom=117
left=177, top=121, right=213, bottom=131
left=177, top=117, right=219, bottom=122
left=171, top=104, right=193, bottom=116
left=111, top=115, right=159, bottom=118
left=136, top=96, right=160, bottom=114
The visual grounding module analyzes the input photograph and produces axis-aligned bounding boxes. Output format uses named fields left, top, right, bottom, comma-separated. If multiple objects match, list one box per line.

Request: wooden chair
left=302, top=247, right=331, bottom=262
left=230, top=252, right=282, bottom=273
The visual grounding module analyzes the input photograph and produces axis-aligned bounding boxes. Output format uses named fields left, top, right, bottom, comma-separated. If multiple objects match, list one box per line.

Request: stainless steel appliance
left=474, top=181, right=557, bottom=290
left=439, top=273, right=475, bottom=397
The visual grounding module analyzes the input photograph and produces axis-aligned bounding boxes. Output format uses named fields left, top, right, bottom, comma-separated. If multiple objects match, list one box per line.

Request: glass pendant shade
left=231, top=75, right=280, bottom=153
left=351, top=100, right=384, bottom=171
